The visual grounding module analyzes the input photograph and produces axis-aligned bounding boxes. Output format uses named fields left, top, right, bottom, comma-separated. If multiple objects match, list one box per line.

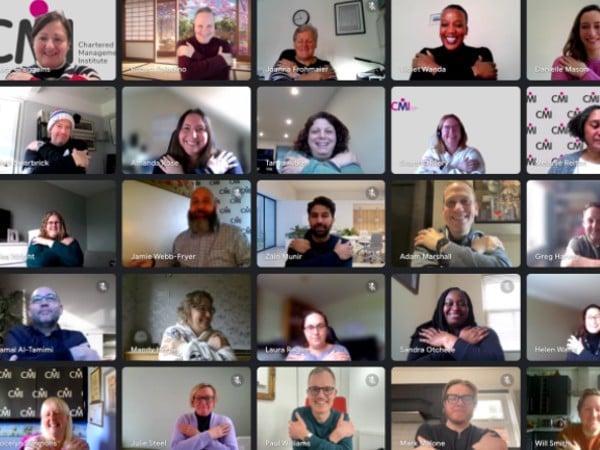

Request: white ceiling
left=528, top=274, right=600, bottom=308
left=257, top=86, right=340, bottom=144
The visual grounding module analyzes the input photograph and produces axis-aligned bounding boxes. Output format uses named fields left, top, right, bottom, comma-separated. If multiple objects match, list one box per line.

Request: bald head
left=29, top=286, right=62, bottom=331
left=188, top=187, right=219, bottom=233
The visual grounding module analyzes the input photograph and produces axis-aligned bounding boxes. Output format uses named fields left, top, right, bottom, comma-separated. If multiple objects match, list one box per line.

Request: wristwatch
left=436, top=237, right=449, bottom=253
left=304, top=432, right=313, bottom=442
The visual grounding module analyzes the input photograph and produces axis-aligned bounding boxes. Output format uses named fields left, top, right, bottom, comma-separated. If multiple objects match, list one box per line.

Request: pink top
left=551, top=57, right=600, bottom=80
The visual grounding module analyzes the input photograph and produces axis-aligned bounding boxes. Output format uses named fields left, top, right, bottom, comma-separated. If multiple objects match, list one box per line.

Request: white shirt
left=415, top=146, right=486, bottom=174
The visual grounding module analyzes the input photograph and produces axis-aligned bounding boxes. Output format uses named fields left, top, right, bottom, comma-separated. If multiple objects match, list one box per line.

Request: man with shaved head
left=411, top=181, right=512, bottom=267
left=128, top=186, right=250, bottom=268
left=1, top=286, right=99, bottom=361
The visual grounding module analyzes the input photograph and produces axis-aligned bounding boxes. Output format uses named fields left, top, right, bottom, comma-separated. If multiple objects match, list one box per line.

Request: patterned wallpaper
left=121, top=274, right=251, bottom=352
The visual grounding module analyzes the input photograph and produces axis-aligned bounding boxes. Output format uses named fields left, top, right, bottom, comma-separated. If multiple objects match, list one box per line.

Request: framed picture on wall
left=90, top=368, right=102, bottom=403
left=334, top=1, right=366, bottom=35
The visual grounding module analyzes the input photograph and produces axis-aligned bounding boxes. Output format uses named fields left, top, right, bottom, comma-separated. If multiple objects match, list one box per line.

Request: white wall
left=257, top=367, right=385, bottom=450
left=122, top=181, right=189, bottom=260
left=392, top=0, right=520, bottom=80
left=257, top=0, right=384, bottom=80
left=390, top=87, right=520, bottom=174
left=527, top=0, right=593, bottom=80
left=527, top=297, right=577, bottom=361
left=123, top=367, right=251, bottom=449
left=326, top=87, right=384, bottom=173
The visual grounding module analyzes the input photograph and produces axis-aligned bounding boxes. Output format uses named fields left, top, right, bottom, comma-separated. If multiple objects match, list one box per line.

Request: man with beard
left=2, top=286, right=99, bottom=361
left=128, top=187, right=250, bottom=268
left=562, top=202, right=600, bottom=267
left=411, top=181, right=512, bottom=267
left=414, top=379, right=507, bottom=450
left=285, top=196, right=353, bottom=267
left=23, top=110, right=91, bottom=174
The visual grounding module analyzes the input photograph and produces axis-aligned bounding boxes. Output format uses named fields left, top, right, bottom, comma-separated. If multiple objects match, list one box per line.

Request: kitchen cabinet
left=527, top=375, right=570, bottom=415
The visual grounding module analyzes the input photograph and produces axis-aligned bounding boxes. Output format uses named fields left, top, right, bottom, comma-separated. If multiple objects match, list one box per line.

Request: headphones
left=436, top=128, right=442, bottom=138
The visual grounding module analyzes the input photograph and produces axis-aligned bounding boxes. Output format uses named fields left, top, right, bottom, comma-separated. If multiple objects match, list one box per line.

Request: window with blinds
left=125, top=0, right=154, bottom=41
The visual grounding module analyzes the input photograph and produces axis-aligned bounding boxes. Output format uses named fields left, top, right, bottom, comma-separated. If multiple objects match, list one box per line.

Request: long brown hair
left=167, top=109, right=217, bottom=172
left=563, top=5, right=600, bottom=62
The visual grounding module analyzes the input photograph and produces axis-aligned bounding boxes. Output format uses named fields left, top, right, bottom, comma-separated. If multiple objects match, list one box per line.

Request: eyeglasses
left=307, top=386, right=335, bottom=396
left=193, top=306, right=213, bottom=313
left=304, top=324, right=327, bottom=332
left=193, top=396, right=214, bottom=402
left=445, top=394, right=475, bottom=405
left=31, top=293, right=59, bottom=304
left=587, top=314, right=600, bottom=322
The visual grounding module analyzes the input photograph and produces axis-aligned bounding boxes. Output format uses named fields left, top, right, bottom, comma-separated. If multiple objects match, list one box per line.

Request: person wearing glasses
left=288, top=367, right=354, bottom=449
left=27, top=210, right=84, bottom=267
left=415, top=379, right=507, bottom=450
left=410, top=181, right=512, bottom=268
left=171, top=383, right=238, bottom=450
left=566, top=304, right=600, bottom=361
left=159, top=290, right=235, bottom=361
left=407, top=287, right=504, bottom=361
left=1, top=286, right=99, bottom=361
left=286, top=311, right=351, bottom=361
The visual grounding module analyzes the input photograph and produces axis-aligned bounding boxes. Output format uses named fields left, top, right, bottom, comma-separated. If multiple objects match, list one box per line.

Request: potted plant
left=0, top=290, right=21, bottom=345
left=285, top=225, right=309, bottom=239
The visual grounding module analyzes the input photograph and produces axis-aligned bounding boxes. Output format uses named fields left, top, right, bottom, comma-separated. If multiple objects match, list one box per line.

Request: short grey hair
left=294, top=24, right=318, bottom=42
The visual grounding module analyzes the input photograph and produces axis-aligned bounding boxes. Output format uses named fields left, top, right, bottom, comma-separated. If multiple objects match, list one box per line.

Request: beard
left=188, top=210, right=219, bottom=233
left=310, top=224, right=331, bottom=239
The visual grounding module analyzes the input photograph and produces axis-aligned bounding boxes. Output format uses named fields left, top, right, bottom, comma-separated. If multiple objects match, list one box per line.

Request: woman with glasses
left=286, top=311, right=351, bottom=361
left=159, top=290, right=235, bottom=361
left=567, top=304, right=600, bottom=361
left=171, top=383, right=238, bottom=450
left=26, top=210, right=83, bottom=267
left=407, top=287, right=504, bottom=361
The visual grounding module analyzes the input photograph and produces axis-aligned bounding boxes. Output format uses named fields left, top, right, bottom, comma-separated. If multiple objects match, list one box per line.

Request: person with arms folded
left=416, top=114, right=485, bottom=174
left=177, top=7, right=232, bottom=81
left=281, top=112, right=362, bottom=174
left=288, top=367, right=354, bottom=449
left=269, top=25, right=337, bottom=81
left=411, top=181, right=511, bottom=267
left=552, top=5, right=600, bottom=81
left=171, top=384, right=238, bottom=450
left=415, top=379, right=507, bottom=450
left=410, top=4, right=497, bottom=81
left=159, top=290, right=235, bottom=361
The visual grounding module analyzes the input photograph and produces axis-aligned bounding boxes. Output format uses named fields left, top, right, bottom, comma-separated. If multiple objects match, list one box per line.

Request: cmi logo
left=390, top=98, right=411, bottom=111
left=0, top=407, right=11, bottom=418
left=567, top=139, right=584, bottom=150
left=527, top=154, right=537, bottom=165
left=551, top=123, right=569, bottom=135
left=551, top=92, right=568, bottom=103
left=567, top=108, right=581, bottom=118
left=44, top=368, right=60, bottom=379
left=535, top=108, right=552, bottom=119
left=8, top=388, right=23, bottom=398
left=526, top=123, right=537, bottom=134
left=69, top=369, right=84, bottom=379
left=583, top=92, right=599, bottom=103
left=535, top=139, right=552, bottom=150
left=0, top=369, right=12, bottom=379
left=20, top=369, right=35, bottom=379
left=526, top=91, right=537, bottom=103
left=57, top=387, right=72, bottom=399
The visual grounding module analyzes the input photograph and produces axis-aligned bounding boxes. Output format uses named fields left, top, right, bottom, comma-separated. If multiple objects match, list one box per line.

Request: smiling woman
left=286, top=310, right=351, bottom=361
left=281, top=111, right=363, bottom=174
left=5, top=11, right=100, bottom=80
left=407, top=287, right=504, bottom=361
left=152, top=109, right=243, bottom=174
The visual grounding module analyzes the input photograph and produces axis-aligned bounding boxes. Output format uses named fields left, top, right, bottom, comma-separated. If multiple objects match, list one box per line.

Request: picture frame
left=334, top=1, right=366, bottom=35
left=88, top=402, right=103, bottom=427
left=257, top=367, right=276, bottom=400
left=104, top=369, right=116, bottom=414
left=6, top=229, right=18, bottom=243
left=474, top=180, right=521, bottom=223
left=90, top=367, right=102, bottom=403
left=393, top=274, right=420, bottom=295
